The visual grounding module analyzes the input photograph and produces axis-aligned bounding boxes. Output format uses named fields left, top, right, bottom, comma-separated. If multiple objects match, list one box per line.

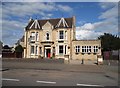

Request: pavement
left=1, top=58, right=119, bottom=87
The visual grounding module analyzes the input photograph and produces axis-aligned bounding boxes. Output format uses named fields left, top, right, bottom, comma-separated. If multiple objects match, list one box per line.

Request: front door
left=46, top=49, right=51, bottom=58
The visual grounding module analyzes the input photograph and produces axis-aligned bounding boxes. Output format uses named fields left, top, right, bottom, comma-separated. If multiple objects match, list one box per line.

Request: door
left=46, top=49, right=51, bottom=58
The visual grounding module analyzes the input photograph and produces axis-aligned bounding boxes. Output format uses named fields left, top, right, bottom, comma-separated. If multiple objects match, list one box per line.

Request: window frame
left=31, top=46, right=34, bottom=54
left=59, top=30, right=64, bottom=39
left=93, top=46, right=98, bottom=53
left=59, top=45, right=63, bottom=55
left=35, top=46, right=38, bottom=55
left=46, top=32, right=50, bottom=40
left=75, top=45, right=80, bottom=53
left=30, top=32, right=35, bottom=41
left=36, top=32, right=39, bottom=41
left=82, top=46, right=91, bottom=53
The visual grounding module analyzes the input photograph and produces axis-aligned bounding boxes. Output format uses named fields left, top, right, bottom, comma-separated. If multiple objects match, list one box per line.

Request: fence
left=2, top=52, right=23, bottom=58
left=103, top=50, right=119, bottom=60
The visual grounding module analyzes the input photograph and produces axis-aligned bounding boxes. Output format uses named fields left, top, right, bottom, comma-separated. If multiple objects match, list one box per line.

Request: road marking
left=77, top=83, right=104, bottom=87
left=2, top=78, right=20, bottom=81
left=36, top=80, right=56, bottom=84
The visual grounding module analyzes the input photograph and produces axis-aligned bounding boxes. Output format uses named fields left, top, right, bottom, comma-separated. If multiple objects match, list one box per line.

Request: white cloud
left=99, top=2, right=117, bottom=9
left=2, top=19, right=26, bottom=46
left=57, top=4, right=73, bottom=12
left=78, top=21, right=86, bottom=25
left=99, top=4, right=118, bottom=19
left=2, top=2, right=73, bottom=18
left=2, top=2, right=73, bottom=46
left=76, top=2, right=118, bottom=40
left=80, top=23, right=94, bottom=30
left=2, top=0, right=120, bottom=2
left=2, top=2, right=57, bottom=18
left=76, top=27, right=103, bottom=40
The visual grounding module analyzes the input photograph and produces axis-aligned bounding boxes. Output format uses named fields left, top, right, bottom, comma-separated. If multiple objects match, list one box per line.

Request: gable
left=25, top=17, right=73, bottom=30
left=42, top=21, right=53, bottom=30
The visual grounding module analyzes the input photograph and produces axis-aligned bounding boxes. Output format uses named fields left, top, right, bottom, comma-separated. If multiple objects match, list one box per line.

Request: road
left=1, top=59, right=119, bottom=87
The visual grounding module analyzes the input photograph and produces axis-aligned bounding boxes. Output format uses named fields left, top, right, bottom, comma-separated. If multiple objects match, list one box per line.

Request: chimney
left=72, top=16, right=76, bottom=40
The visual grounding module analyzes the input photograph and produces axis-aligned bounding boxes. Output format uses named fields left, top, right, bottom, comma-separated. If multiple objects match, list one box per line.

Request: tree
left=98, top=33, right=120, bottom=51
left=15, top=44, right=24, bottom=53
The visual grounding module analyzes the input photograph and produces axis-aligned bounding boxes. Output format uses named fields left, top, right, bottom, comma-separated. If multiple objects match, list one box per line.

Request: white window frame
left=59, top=30, right=64, bottom=39
left=36, top=32, right=39, bottom=41
left=75, top=45, right=80, bottom=53
left=93, top=46, right=98, bottom=53
left=65, top=31, right=67, bottom=40
left=31, top=46, right=34, bottom=54
left=82, top=46, right=85, bottom=53
left=65, top=45, right=67, bottom=55
left=59, top=45, right=64, bottom=55
left=30, top=32, right=35, bottom=41
left=35, top=45, right=38, bottom=55
left=39, top=47, right=42, bottom=55
left=82, top=46, right=91, bottom=53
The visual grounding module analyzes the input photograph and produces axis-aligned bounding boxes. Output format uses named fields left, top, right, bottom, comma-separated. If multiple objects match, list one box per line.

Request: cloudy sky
left=1, top=1, right=119, bottom=46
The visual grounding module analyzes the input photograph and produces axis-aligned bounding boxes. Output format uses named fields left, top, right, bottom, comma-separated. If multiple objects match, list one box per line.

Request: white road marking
left=77, top=83, right=104, bottom=87
left=2, top=78, right=20, bottom=81
left=36, top=80, right=56, bottom=84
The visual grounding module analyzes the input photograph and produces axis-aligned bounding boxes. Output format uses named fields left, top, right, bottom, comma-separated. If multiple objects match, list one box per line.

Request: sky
left=0, top=1, right=119, bottom=46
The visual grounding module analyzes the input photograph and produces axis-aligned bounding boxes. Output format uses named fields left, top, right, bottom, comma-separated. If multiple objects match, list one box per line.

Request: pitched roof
left=25, top=17, right=73, bottom=30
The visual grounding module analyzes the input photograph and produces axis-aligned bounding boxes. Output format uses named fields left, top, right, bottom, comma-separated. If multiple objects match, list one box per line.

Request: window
left=53, top=47, right=55, bottom=56
left=88, top=46, right=91, bottom=53
left=36, top=32, right=39, bottom=41
left=65, top=45, right=67, bottom=54
left=65, top=31, right=67, bottom=40
left=75, top=46, right=80, bottom=53
left=30, top=32, right=35, bottom=41
left=82, top=46, right=85, bottom=53
left=59, top=45, right=63, bottom=54
left=82, top=46, right=91, bottom=53
left=31, top=46, right=34, bottom=54
left=46, top=32, right=49, bottom=40
left=53, top=47, right=55, bottom=53
left=93, top=46, right=98, bottom=53
left=35, top=46, right=38, bottom=55
left=59, top=31, right=64, bottom=39
left=40, top=47, right=42, bottom=54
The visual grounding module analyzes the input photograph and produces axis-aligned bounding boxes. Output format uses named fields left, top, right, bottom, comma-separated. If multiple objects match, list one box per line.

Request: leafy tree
left=98, top=33, right=120, bottom=51
left=15, top=44, right=24, bottom=53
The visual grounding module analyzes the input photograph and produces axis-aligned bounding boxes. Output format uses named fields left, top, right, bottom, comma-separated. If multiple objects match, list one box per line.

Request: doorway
left=46, top=49, right=51, bottom=58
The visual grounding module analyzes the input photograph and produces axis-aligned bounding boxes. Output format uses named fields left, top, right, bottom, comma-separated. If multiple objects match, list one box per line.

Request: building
left=24, top=16, right=102, bottom=62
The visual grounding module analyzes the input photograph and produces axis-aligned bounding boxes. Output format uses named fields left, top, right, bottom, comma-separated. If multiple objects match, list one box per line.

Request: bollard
left=81, top=59, right=84, bottom=64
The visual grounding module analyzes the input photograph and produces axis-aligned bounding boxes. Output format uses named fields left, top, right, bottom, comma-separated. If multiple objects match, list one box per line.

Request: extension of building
left=24, top=16, right=102, bottom=62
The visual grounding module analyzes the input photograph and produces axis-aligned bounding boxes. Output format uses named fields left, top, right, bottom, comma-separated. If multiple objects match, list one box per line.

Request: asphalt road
left=1, top=59, right=119, bottom=87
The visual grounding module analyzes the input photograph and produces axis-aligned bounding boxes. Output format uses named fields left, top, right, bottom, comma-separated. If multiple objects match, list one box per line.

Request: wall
left=72, top=40, right=101, bottom=60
